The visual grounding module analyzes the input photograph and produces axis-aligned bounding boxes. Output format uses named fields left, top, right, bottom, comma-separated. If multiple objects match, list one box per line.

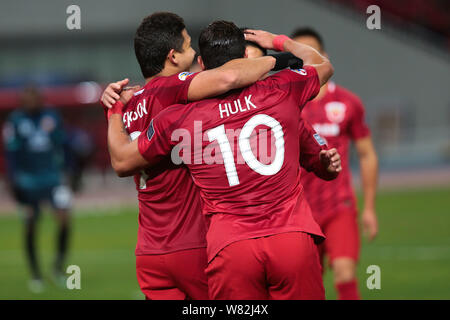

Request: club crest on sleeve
left=290, top=68, right=307, bottom=76
left=313, top=133, right=326, bottom=146
left=178, top=72, right=194, bottom=81
left=325, top=102, right=346, bottom=123
left=147, top=119, right=155, bottom=141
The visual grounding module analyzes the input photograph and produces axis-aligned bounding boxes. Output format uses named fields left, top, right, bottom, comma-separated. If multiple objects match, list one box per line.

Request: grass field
left=0, top=186, right=449, bottom=300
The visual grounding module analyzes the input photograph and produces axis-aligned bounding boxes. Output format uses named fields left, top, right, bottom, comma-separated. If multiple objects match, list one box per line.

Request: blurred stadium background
left=0, top=0, right=449, bottom=299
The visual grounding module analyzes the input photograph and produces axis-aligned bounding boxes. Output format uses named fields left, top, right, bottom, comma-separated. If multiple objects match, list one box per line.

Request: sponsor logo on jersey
left=290, top=68, right=307, bottom=76
left=325, top=102, right=346, bottom=123
left=313, top=133, right=326, bottom=146
left=178, top=72, right=194, bottom=81
left=18, top=119, right=34, bottom=137
left=312, top=123, right=340, bottom=137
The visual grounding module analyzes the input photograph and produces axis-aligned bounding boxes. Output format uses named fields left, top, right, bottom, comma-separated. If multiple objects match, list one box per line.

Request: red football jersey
left=123, top=72, right=207, bottom=256
left=300, top=82, right=370, bottom=223
left=138, top=67, right=326, bottom=262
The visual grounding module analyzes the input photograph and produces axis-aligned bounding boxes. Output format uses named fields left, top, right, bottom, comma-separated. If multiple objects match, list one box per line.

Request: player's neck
left=145, top=65, right=185, bottom=84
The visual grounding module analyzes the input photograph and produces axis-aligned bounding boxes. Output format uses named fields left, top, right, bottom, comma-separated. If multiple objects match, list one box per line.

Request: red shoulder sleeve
left=262, top=66, right=320, bottom=109
left=137, top=114, right=173, bottom=166
left=299, top=118, right=336, bottom=180
left=153, top=72, right=198, bottom=105
left=348, top=93, right=370, bottom=140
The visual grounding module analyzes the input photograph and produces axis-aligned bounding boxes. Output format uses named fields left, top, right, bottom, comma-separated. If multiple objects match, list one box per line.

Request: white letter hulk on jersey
left=218, top=95, right=258, bottom=119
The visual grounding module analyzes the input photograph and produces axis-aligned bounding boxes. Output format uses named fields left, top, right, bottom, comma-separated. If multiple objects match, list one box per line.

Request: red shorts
left=205, top=232, right=324, bottom=300
left=317, top=209, right=360, bottom=265
left=136, top=247, right=209, bottom=300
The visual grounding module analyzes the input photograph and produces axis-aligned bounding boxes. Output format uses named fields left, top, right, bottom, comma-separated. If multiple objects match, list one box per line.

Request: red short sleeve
left=263, top=66, right=320, bottom=108
left=349, top=95, right=370, bottom=140
left=137, top=117, right=173, bottom=165
left=299, top=118, right=327, bottom=172
left=152, top=72, right=198, bottom=105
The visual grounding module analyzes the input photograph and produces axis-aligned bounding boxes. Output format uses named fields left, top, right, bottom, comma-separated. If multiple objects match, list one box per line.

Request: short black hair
left=134, top=12, right=185, bottom=78
left=199, top=21, right=246, bottom=70
left=240, top=27, right=267, bottom=56
left=290, top=27, right=324, bottom=50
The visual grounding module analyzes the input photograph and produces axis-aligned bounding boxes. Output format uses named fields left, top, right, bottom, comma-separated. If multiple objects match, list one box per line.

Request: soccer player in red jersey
left=100, top=12, right=277, bottom=300
left=106, top=21, right=340, bottom=299
left=292, top=27, right=379, bottom=300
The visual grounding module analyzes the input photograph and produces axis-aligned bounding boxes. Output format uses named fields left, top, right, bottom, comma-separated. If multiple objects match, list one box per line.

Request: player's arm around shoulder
left=187, top=56, right=276, bottom=101
left=244, top=29, right=334, bottom=86
left=109, top=103, right=178, bottom=177
left=106, top=89, right=148, bottom=177
left=108, top=113, right=149, bottom=178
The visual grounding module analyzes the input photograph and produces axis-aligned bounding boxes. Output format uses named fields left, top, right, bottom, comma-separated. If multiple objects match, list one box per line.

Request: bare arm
left=244, top=29, right=334, bottom=86
left=355, top=136, right=379, bottom=241
left=187, top=56, right=275, bottom=101
left=106, top=89, right=149, bottom=177
left=100, top=57, right=275, bottom=108
left=283, top=39, right=333, bottom=86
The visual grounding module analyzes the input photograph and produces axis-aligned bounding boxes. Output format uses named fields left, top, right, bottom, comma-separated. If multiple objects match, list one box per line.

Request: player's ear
left=167, top=49, right=178, bottom=66
left=198, top=56, right=206, bottom=71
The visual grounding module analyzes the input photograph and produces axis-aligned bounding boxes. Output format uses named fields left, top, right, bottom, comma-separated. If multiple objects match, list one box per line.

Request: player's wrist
left=107, top=100, right=124, bottom=120
left=268, top=52, right=303, bottom=71
left=272, top=35, right=291, bottom=52
left=363, top=206, right=376, bottom=214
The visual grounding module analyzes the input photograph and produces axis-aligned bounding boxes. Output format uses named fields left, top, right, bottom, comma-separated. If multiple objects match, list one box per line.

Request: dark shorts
left=13, top=185, right=72, bottom=211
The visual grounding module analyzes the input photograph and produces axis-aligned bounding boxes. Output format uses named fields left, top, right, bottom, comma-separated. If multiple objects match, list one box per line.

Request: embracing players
left=100, top=12, right=281, bottom=300
left=292, top=27, right=379, bottom=300
left=106, top=21, right=341, bottom=299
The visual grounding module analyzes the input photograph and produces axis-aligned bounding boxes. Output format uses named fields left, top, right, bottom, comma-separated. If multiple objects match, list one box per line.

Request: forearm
left=188, top=56, right=275, bottom=101
left=107, top=114, right=145, bottom=177
left=359, top=152, right=378, bottom=211
left=283, top=39, right=333, bottom=86
left=283, top=39, right=327, bottom=67
left=225, top=56, right=275, bottom=87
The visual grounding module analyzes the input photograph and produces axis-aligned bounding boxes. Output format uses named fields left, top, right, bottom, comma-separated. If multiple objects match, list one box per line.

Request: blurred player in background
left=2, top=86, right=72, bottom=293
left=292, top=27, right=379, bottom=300
left=100, top=12, right=276, bottom=300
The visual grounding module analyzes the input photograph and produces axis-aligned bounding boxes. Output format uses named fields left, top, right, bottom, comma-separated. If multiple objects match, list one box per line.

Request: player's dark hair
left=199, top=21, right=246, bottom=70
left=290, top=27, right=324, bottom=50
left=240, top=27, right=267, bottom=56
left=134, top=12, right=186, bottom=78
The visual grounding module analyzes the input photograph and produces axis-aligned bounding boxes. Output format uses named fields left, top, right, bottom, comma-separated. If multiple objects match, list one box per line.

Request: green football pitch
left=1, top=186, right=449, bottom=300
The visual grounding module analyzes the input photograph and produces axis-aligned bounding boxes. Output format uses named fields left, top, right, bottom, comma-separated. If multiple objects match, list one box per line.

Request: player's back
left=143, top=67, right=325, bottom=261
left=124, top=73, right=206, bottom=255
